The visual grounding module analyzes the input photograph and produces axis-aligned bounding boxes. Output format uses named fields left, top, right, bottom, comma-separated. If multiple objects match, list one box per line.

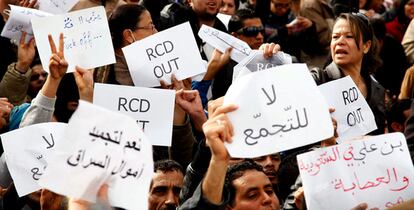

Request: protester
left=255, top=0, right=316, bottom=61
left=311, top=12, right=386, bottom=135
left=148, top=160, right=184, bottom=210
left=2, top=0, right=414, bottom=209
left=219, top=0, right=239, bottom=15
left=385, top=0, right=414, bottom=42
left=95, top=4, right=157, bottom=85
left=299, top=0, right=335, bottom=69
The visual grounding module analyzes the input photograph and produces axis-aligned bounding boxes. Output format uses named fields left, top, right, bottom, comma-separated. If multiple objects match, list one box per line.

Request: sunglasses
left=30, top=72, right=48, bottom=81
left=237, top=26, right=265, bottom=37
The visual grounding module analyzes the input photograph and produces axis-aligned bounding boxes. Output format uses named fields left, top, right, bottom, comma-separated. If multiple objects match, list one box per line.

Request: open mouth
left=265, top=171, right=277, bottom=178
left=207, top=2, right=217, bottom=8
left=335, top=49, right=348, bottom=55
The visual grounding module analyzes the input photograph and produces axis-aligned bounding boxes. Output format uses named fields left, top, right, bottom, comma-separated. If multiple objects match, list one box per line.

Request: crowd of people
left=0, top=0, right=414, bottom=209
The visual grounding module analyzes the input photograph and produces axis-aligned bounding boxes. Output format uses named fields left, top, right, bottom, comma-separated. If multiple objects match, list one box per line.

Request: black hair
left=386, top=99, right=412, bottom=132
left=370, top=17, right=386, bottom=41
left=335, top=13, right=382, bottom=75
left=225, top=160, right=264, bottom=206
left=228, top=9, right=259, bottom=33
left=154, top=159, right=184, bottom=175
left=108, top=4, right=148, bottom=49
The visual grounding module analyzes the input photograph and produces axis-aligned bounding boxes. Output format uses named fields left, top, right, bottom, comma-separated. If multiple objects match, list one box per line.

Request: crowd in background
left=0, top=0, right=414, bottom=209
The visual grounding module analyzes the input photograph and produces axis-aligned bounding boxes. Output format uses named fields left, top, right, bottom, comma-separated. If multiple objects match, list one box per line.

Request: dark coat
left=311, top=62, right=386, bottom=135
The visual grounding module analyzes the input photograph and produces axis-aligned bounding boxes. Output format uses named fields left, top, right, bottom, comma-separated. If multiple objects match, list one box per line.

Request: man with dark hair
left=212, top=9, right=265, bottom=99
left=179, top=99, right=279, bottom=209
left=225, top=160, right=279, bottom=209
left=158, top=0, right=227, bottom=60
left=149, top=159, right=184, bottom=210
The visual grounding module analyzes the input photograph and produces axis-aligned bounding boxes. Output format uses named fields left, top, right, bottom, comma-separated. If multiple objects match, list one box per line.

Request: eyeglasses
left=237, top=26, right=265, bottom=37
left=30, top=72, right=48, bottom=81
left=134, top=23, right=156, bottom=32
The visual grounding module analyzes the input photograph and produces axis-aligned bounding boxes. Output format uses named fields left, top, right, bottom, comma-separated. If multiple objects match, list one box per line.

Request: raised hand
left=48, top=33, right=68, bottom=80
left=16, top=31, right=36, bottom=73
left=41, top=33, right=68, bottom=98
left=74, top=66, right=94, bottom=102
left=203, top=98, right=238, bottom=162
left=176, top=89, right=207, bottom=131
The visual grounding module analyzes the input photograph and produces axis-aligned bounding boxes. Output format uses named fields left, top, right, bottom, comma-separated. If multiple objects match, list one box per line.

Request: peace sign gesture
left=48, top=33, right=68, bottom=80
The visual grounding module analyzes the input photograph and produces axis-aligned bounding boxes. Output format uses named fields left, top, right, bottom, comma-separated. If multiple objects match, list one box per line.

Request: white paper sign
left=31, top=6, right=115, bottom=73
left=123, top=22, right=205, bottom=87
left=1, top=122, right=67, bottom=196
left=93, top=83, right=175, bottom=146
left=1, top=5, right=51, bottom=44
left=297, top=133, right=414, bottom=210
left=38, top=0, right=79, bottom=14
left=319, top=76, right=377, bottom=142
left=233, top=50, right=292, bottom=81
left=198, top=24, right=252, bottom=63
left=40, top=101, right=153, bottom=210
left=224, top=64, right=333, bottom=158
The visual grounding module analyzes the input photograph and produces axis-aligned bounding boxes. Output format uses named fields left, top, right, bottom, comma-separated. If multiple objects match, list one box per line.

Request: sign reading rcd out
left=122, top=21, right=205, bottom=87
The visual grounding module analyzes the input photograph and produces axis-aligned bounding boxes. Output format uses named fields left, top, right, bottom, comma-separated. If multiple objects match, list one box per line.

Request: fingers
left=97, top=184, right=109, bottom=203
left=351, top=203, right=368, bottom=210
left=223, top=47, right=232, bottom=58
left=159, top=80, right=170, bottom=89
left=20, top=31, right=27, bottom=46
left=28, top=0, right=37, bottom=8
left=75, top=65, right=87, bottom=74
left=208, top=97, right=224, bottom=115
left=48, top=34, right=57, bottom=54
left=59, top=33, right=64, bottom=58
left=259, top=43, right=281, bottom=58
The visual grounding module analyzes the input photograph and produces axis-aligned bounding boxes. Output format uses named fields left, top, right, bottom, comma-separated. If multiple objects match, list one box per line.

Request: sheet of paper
left=298, top=133, right=414, bottom=210
left=1, top=5, right=51, bottom=44
left=198, top=24, right=252, bottom=63
left=39, top=101, right=153, bottom=210
left=31, top=6, right=115, bottom=73
left=38, top=0, right=79, bottom=14
left=93, top=83, right=175, bottom=146
left=232, top=50, right=292, bottom=81
left=123, top=21, right=205, bottom=87
left=224, top=64, right=333, bottom=158
left=1, top=122, right=67, bottom=196
left=319, top=76, right=377, bottom=142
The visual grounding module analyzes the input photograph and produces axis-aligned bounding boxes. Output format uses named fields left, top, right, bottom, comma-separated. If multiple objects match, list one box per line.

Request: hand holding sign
left=203, top=100, right=238, bottom=161
left=258, top=43, right=281, bottom=58
left=48, top=33, right=68, bottom=80
left=19, top=0, right=38, bottom=8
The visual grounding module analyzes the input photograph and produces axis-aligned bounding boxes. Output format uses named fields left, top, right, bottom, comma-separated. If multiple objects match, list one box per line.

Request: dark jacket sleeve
left=170, top=115, right=196, bottom=169
left=179, top=181, right=229, bottom=210
left=179, top=139, right=211, bottom=204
